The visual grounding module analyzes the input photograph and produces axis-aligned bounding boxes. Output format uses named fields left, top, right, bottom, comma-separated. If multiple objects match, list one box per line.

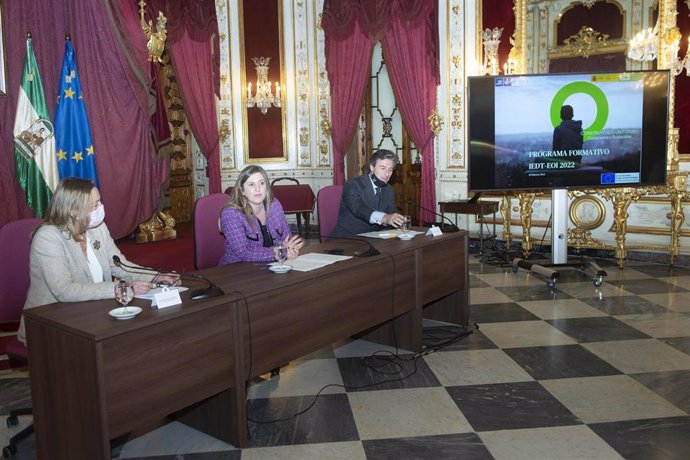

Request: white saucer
left=397, top=233, right=415, bottom=240
left=269, top=264, right=292, bottom=274
left=109, top=306, right=142, bottom=320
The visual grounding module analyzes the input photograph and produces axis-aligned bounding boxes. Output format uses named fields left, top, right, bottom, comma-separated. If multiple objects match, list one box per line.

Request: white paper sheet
left=268, top=252, right=352, bottom=272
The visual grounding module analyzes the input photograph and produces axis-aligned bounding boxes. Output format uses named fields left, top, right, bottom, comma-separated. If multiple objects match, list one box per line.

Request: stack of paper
left=270, top=253, right=352, bottom=272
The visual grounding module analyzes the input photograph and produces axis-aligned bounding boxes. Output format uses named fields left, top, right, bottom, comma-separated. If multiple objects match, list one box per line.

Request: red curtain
left=0, top=1, right=169, bottom=238
left=323, top=19, right=374, bottom=185
left=168, top=32, right=221, bottom=193
left=149, top=0, right=221, bottom=193
left=322, top=0, right=439, bottom=212
left=382, top=3, right=438, bottom=224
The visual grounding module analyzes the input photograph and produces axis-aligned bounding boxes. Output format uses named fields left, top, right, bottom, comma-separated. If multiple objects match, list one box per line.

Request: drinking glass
left=401, top=215, right=412, bottom=234
left=273, top=241, right=288, bottom=268
left=114, top=277, right=134, bottom=313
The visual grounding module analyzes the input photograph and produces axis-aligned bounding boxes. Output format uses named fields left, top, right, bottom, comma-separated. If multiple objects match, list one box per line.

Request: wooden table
left=25, top=291, right=246, bottom=459
left=24, top=230, right=468, bottom=457
left=439, top=200, right=499, bottom=254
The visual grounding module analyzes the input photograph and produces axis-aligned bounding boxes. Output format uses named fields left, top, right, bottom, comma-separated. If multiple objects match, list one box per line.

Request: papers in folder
left=269, top=253, right=351, bottom=272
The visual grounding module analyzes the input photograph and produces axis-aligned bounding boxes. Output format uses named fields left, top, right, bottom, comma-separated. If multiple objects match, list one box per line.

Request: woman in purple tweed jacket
left=219, top=165, right=304, bottom=265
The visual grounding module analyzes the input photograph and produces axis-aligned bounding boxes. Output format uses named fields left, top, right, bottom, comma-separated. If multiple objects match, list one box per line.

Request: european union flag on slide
left=54, top=37, right=99, bottom=187
left=601, top=173, right=615, bottom=185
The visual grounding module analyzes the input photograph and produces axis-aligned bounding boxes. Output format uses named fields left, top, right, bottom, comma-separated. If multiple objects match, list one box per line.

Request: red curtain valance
left=148, top=0, right=218, bottom=44
left=323, top=0, right=435, bottom=42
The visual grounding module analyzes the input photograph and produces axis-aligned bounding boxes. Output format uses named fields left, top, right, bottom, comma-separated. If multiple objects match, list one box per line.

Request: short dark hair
left=368, top=149, right=400, bottom=168
left=560, top=105, right=574, bottom=120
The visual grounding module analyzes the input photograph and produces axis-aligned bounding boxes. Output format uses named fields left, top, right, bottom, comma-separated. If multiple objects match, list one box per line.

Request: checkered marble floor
left=3, top=256, right=690, bottom=459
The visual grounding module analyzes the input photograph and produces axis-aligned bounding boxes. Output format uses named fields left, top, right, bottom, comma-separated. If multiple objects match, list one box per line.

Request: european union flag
left=54, top=36, right=99, bottom=187
left=601, top=173, right=615, bottom=185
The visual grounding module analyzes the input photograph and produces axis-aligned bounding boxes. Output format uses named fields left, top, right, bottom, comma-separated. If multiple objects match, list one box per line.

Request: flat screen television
left=467, top=70, right=669, bottom=192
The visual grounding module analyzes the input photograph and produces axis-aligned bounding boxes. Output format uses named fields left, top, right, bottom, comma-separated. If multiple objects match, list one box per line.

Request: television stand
left=511, top=189, right=607, bottom=288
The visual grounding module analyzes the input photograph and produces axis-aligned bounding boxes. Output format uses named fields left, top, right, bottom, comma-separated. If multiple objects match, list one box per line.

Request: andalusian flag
left=55, top=36, right=99, bottom=187
left=13, top=36, right=58, bottom=217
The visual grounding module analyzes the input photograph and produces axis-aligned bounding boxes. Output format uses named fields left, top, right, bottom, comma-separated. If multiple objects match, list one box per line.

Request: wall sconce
left=246, top=57, right=281, bottom=115
left=138, top=0, right=167, bottom=63
left=627, top=24, right=658, bottom=62
left=668, top=29, right=690, bottom=76
left=481, top=27, right=503, bottom=75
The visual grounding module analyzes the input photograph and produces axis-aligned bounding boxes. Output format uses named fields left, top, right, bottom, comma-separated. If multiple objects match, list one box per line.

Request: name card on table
left=426, top=225, right=443, bottom=237
left=153, top=286, right=182, bottom=309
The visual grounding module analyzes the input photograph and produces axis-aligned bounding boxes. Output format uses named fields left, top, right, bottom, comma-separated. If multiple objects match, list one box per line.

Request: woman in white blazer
left=17, top=178, right=177, bottom=344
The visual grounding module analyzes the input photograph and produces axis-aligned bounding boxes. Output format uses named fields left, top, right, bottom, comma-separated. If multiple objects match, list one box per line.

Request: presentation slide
left=493, top=73, right=644, bottom=189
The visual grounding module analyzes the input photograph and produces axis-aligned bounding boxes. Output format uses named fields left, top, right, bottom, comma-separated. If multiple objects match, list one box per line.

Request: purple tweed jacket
left=219, top=199, right=292, bottom=265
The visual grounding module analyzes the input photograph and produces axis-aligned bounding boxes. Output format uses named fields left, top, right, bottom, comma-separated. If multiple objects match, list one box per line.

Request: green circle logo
left=550, top=81, right=608, bottom=141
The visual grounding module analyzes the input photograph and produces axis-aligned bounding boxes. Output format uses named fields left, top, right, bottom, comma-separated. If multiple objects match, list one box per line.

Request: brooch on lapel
left=93, top=240, right=101, bottom=250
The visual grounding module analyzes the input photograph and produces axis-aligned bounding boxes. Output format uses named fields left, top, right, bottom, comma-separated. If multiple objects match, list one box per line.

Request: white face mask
left=88, top=204, right=105, bottom=228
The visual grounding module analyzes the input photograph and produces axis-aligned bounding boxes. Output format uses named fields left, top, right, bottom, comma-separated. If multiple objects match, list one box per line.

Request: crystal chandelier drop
left=246, top=57, right=281, bottom=115
left=627, top=25, right=658, bottom=62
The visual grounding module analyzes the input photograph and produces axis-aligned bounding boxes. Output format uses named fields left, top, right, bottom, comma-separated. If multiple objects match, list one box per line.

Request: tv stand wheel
left=6, top=415, right=17, bottom=427
left=3, top=443, right=16, bottom=458
left=593, top=276, right=603, bottom=287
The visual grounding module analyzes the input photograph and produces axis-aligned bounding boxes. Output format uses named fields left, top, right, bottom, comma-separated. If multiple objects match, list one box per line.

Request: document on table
left=358, top=230, right=425, bottom=239
left=269, top=252, right=352, bottom=272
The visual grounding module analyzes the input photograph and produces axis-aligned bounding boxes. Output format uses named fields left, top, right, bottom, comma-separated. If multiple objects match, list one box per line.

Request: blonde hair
left=226, top=165, right=274, bottom=225
left=39, top=178, right=95, bottom=241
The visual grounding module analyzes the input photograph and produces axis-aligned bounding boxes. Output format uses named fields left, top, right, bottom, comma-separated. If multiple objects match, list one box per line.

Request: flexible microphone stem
left=320, top=236, right=381, bottom=257
left=112, top=256, right=224, bottom=300
left=402, top=198, right=460, bottom=233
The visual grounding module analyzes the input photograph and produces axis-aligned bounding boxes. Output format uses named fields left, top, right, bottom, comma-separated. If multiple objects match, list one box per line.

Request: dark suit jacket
left=331, top=174, right=396, bottom=237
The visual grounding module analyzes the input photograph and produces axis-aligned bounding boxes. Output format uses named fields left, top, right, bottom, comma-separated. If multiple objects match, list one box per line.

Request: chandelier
left=246, top=57, right=281, bottom=115
left=481, top=27, right=503, bottom=75
left=627, top=24, right=658, bottom=62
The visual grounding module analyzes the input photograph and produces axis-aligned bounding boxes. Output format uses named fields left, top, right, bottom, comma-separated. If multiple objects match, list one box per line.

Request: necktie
left=375, top=187, right=381, bottom=209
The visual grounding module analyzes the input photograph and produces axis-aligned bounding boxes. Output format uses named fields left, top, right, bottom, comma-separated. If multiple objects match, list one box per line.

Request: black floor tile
left=446, top=381, right=582, bottom=431
left=427, top=327, right=498, bottom=352
left=589, top=416, right=690, bottom=460
left=0, top=378, right=31, bottom=414
left=580, top=295, right=668, bottom=315
left=660, top=336, right=690, bottom=356
left=631, top=370, right=690, bottom=413
left=547, top=316, right=651, bottom=342
left=496, top=285, right=572, bottom=302
left=337, top=354, right=441, bottom=392
left=630, top=264, right=690, bottom=277
left=504, top=344, right=623, bottom=380
left=468, top=275, right=491, bottom=288
left=117, top=453, right=240, bottom=460
left=246, top=394, right=359, bottom=447
left=606, top=278, right=689, bottom=294
left=363, top=433, right=493, bottom=460
left=422, top=325, right=486, bottom=351
left=469, top=302, right=540, bottom=323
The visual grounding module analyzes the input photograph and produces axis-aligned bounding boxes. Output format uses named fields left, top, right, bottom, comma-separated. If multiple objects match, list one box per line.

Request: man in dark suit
left=331, top=149, right=405, bottom=237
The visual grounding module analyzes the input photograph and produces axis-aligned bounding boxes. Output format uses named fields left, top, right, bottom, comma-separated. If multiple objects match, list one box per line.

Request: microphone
left=320, top=236, right=381, bottom=257
left=112, top=256, right=224, bottom=300
left=401, top=197, right=460, bottom=233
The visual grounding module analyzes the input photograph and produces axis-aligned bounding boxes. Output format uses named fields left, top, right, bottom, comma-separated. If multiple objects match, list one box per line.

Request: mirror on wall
left=240, top=0, right=287, bottom=162
left=0, top=0, right=7, bottom=96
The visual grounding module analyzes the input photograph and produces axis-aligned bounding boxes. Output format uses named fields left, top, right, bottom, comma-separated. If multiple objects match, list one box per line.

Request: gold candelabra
left=138, top=0, right=167, bottom=64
